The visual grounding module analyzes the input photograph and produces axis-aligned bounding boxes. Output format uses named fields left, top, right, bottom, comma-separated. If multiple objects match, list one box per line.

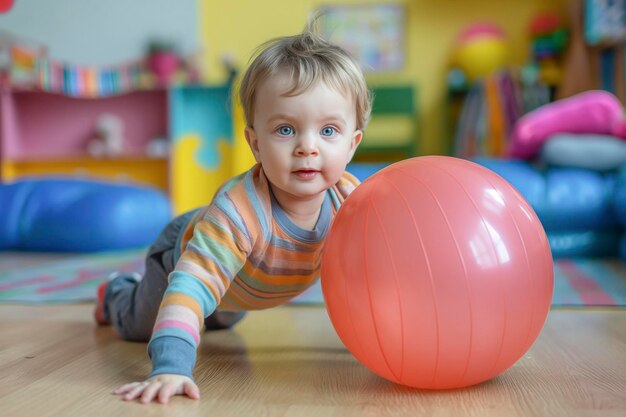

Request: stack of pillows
left=476, top=90, right=626, bottom=259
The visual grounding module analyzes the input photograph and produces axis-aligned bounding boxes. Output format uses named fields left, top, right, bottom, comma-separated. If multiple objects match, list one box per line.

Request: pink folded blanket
left=509, top=90, right=626, bottom=159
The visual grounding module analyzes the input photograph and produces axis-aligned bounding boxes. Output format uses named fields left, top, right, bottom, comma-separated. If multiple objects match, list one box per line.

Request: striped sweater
left=148, top=164, right=359, bottom=378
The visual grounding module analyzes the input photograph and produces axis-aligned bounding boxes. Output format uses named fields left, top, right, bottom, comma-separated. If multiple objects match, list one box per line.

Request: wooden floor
left=0, top=303, right=624, bottom=417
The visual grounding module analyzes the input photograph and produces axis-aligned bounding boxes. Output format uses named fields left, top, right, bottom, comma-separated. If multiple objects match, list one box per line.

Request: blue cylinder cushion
left=473, top=157, right=618, bottom=231
left=616, top=167, right=626, bottom=263
left=0, top=178, right=172, bottom=252
left=540, top=134, right=626, bottom=172
left=548, top=230, right=621, bottom=259
left=614, top=165, right=626, bottom=226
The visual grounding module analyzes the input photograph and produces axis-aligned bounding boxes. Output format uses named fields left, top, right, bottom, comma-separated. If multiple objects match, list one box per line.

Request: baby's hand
left=113, top=374, right=200, bottom=404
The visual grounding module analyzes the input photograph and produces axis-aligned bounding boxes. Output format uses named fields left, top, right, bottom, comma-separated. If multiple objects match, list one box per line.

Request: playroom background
left=0, top=0, right=625, bottom=307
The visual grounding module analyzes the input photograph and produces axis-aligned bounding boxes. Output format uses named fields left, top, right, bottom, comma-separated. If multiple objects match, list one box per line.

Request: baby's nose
left=295, top=134, right=320, bottom=156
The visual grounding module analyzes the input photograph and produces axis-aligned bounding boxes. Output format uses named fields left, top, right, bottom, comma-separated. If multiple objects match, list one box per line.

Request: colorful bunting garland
left=1, top=32, right=196, bottom=97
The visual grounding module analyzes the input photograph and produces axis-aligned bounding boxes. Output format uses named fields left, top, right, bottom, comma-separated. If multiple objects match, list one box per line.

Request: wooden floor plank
left=0, top=304, right=624, bottom=416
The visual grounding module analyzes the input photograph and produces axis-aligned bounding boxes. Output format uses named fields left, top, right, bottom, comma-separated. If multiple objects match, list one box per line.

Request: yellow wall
left=200, top=0, right=567, bottom=155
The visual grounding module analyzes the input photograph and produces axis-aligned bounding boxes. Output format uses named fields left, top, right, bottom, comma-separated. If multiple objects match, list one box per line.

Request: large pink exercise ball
left=322, top=156, right=553, bottom=389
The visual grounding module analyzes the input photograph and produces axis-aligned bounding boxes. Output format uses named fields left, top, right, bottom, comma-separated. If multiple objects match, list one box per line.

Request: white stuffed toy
left=87, top=113, right=125, bottom=157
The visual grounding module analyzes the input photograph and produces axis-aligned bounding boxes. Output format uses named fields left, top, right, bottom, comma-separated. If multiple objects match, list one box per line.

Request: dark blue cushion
left=473, top=157, right=618, bottom=231
left=614, top=165, right=626, bottom=226
left=548, top=230, right=621, bottom=259
left=0, top=178, right=172, bottom=252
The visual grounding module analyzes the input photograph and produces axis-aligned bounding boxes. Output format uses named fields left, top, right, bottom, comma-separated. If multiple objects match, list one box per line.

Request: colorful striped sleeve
left=147, top=201, right=253, bottom=379
left=337, top=171, right=360, bottom=197
left=327, top=171, right=360, bottom=209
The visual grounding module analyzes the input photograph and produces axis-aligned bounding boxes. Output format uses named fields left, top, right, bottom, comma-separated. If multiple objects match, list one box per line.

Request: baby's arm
left=111, top=266, right=213, bottom=404
left=114, top=207, right=251, bottom=404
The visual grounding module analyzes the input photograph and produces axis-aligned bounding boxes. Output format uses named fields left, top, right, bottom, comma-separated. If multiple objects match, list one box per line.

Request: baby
left=95, top=21, right=371, bottom=404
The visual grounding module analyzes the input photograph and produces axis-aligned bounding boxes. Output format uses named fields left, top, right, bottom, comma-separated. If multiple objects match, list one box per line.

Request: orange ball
left=322, top=156, right=553, bottom=389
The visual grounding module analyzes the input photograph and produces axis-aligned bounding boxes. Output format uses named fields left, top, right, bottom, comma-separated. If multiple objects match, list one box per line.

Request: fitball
left=322, top=156, right=553, bottom=389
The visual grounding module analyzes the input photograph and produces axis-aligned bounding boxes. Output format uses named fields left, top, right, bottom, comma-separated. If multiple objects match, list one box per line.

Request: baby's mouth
left=293, top=169, right=319, bottom=179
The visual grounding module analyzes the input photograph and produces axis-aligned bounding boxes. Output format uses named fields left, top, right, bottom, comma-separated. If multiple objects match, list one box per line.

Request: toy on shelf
left=87, top=113, right=126, bottom=158
left=144, top=39, right=204, bottom=87
left=146, top=137, right=169, bottom=158
left=0, top=30, right=44, bottom=87
left=146, top=39, right=181, bottom=87
left=527, top=12, right=568, bottom=98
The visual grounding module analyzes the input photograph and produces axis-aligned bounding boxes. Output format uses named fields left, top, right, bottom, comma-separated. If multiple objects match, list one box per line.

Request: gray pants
left=104, top=210, right=246, bottom=342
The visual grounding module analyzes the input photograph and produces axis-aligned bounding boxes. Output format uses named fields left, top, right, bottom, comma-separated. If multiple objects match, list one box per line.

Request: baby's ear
left=245, top=127, right=261, bottom=161
left=352, top=130, right=363, bottom=148
left=348, top=130, right=363, bottom=161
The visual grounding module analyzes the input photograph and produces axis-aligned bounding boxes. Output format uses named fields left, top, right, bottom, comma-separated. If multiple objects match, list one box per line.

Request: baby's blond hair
left=239, top=21, right=371, bottom=131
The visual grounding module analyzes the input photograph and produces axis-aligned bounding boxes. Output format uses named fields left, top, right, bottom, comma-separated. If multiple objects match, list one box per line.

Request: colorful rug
left=552, top=258, right=626, bottom=306
left=0, top=249, right=146, bottom=303
left=293, top=258, right=626, bottom=307
left=0, top=250, right=625, bottom=306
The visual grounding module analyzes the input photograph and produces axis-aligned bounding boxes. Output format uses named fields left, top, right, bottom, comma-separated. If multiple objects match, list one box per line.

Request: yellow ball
left=453, top=23, right=510, bottom=81
left=455, top=38, right=509, bottom=80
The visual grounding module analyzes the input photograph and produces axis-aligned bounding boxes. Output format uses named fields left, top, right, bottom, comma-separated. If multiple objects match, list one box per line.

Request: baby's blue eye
left=277, top=126, right=294, bottom=136
left=321, top=126, right=336, bottom=137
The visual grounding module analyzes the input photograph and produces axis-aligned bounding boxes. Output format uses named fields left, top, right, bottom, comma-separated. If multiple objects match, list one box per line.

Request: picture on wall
left=584, top=0, right=626, bottom=45
left=317, top=4, right=405, bottom=72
